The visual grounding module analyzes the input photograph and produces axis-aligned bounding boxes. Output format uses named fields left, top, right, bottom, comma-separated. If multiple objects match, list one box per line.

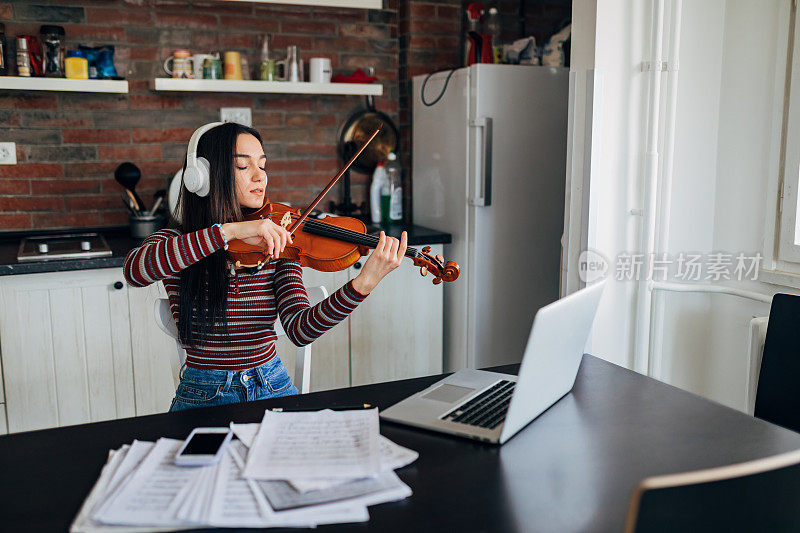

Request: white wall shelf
left=152, top=78, right=382, bottom=96
left=221, top=0, right=381, bottom=10
left=0, top=76, right=129, bottom=93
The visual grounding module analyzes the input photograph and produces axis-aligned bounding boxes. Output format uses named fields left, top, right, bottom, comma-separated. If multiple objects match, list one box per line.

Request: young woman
left=123, top=122, right=407, bottom=411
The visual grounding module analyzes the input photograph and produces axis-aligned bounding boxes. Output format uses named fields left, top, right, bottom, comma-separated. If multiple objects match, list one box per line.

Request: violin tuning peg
left=420, top=267, right=428, bottom=277
left=433, top=277, right=442, bottom=285
left=422, top=246, right=431, bottom=253
left=235, top=260, right=242, bottom=268
left=435, top=254, right=444, bottom=263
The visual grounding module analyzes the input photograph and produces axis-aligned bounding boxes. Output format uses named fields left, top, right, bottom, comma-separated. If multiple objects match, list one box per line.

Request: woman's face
left=233, top=133, right=267, bottom=209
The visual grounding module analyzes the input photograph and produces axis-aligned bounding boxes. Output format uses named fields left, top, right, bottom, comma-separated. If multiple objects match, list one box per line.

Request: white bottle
left=385, top=152, right=403, bottom=222
left=370, top=161, right=388, bottom=224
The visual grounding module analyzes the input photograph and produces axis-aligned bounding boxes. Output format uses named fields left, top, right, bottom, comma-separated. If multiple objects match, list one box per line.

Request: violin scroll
left=412, top=247, right=460, bottom=285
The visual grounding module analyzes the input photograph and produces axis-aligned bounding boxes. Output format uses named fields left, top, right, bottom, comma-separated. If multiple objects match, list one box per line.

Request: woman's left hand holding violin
left=351, top=231, right=408, bottom=295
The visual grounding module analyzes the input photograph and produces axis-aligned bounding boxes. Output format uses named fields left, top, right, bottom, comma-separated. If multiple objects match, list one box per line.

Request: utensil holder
left=130, top=213, right=167, bottom=239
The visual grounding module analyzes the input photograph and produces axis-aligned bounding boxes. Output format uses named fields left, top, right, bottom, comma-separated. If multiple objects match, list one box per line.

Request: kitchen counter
left=0, top=222, right=451, bottom=276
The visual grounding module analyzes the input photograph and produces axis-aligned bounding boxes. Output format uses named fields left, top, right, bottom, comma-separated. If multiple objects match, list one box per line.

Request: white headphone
left=183, top=121, right=225, bottom=197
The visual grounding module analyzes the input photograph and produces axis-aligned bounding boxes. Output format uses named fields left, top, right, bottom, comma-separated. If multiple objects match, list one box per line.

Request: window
left=763, top=2, right=800, bottom=286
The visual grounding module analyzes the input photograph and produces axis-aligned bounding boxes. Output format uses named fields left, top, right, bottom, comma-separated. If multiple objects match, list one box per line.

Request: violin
left=226, top=127, right=460, bottom=285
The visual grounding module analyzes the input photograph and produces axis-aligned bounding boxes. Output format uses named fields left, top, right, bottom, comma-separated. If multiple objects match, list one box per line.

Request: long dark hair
left=171, top=122, right=264, bottom=347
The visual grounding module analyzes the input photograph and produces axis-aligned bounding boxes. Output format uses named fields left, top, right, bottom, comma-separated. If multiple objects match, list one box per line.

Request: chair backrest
left=153, top=285, right=328, bottom=394
left=624, top=449, right=800, bottom=532
left=745, top=316, right=769, bottom=414
left=754, top=293, right=800, bottom=432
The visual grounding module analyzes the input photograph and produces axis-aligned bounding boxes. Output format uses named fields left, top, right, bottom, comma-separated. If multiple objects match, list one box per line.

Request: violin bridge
left=280, top=211, right=292, bottom=229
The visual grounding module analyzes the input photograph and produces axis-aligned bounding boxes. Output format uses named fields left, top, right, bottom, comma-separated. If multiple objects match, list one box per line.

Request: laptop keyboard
left=441, top=380, right=516, bottom=430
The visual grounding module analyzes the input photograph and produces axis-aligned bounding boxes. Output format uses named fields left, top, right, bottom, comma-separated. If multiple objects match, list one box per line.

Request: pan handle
left=469, top=116, right=493, bottom=207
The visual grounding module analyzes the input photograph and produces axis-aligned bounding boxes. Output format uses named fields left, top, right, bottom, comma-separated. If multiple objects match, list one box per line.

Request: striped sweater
left=123, top=226, right=366, bottom=370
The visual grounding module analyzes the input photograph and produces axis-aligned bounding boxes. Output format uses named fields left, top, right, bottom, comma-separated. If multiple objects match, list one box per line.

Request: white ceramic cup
left=309, top=57, right=332, bottom=83
left=192, top=53, right=217, bottom=79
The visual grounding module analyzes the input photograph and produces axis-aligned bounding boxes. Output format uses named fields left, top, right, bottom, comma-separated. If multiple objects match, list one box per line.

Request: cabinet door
left=349, top=244, right=444, bottom=386
left=273, top=268, right=352, bottom=392
left=127, top=283, right=179, bottom=415
left=0, top=268, right=135, bottom=433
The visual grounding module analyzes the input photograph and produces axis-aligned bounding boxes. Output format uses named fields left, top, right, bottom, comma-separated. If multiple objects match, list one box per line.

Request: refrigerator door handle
left=469, top=116, right=493, bottom=207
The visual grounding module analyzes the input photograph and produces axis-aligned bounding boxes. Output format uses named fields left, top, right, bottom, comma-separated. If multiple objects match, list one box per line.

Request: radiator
left=745, top=316, right=769, bottom=415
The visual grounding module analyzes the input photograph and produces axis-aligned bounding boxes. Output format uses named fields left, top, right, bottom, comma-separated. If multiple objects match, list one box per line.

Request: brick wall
left=0, top=0, right=568, bottom=231
left=0, top=0, right=401, bottom=230
left=397, top=0, right=460, bottom=221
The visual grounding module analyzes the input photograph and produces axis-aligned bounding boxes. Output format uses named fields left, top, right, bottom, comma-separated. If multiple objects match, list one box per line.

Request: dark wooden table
left=2, top=355, right=799, bottom=532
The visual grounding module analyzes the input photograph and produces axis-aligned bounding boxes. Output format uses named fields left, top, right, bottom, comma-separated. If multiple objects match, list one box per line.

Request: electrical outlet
left=0, top=142, right=16, bottom=165
left=220, top=108, right=252, bottom=127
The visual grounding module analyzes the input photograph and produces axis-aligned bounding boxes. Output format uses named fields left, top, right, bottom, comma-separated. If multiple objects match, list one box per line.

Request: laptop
left=380, top=280, right=606, bottom=444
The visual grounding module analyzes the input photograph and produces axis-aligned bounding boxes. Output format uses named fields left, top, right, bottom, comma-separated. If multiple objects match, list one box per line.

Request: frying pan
left=337, top=95, right=398, bottom=175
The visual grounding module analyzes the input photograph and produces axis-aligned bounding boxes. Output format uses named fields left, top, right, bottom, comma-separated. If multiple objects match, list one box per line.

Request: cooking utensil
left=152, top=189, right=167, bottom=214
left=330, top=94, right=398, bottom=216
left=123, top=189, right=142, bottom=214
left=130, top=213, right=167, bottom=239
left=114, top=162, right=144, bottom=212
left=337, top=95, right=398, bottom=175
left=147, top=196, right=164, bottom=216
left=122, top=192, right=139, bottom=215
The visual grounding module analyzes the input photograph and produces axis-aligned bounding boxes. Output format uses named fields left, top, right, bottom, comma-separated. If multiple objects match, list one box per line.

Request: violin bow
left=287, top=125, right=383, bottom=235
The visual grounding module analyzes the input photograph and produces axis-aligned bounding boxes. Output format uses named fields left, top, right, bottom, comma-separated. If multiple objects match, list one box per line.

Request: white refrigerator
left=412, top=64, right=569, bottom=370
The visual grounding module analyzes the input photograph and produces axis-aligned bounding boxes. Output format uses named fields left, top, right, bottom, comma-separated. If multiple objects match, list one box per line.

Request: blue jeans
left=169, top=357, right=299, bottom=412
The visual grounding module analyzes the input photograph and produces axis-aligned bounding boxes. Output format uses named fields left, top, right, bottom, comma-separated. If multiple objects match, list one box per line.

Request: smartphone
left=174, top=427, right=233, bottom=466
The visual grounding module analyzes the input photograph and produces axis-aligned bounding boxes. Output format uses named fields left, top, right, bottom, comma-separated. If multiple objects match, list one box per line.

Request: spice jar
left=16, top=37, right=31, bottom=77
left=65, top=50, right=88, bottom=79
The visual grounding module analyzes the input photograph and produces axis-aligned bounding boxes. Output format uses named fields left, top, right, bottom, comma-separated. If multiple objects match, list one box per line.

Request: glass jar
left=15, top=37, right=31, bottom=77
left=0, top=23, right=7, bottom=76
left=40, top=25, right=65, bottom=77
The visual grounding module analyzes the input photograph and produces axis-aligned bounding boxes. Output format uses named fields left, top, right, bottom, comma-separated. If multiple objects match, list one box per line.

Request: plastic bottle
left=370, top=161, right=388, bottom=224
left=464, top=3, right=484, bottom=67
left=485, top=7, right=502, bottom=64
left=385, top=152, right=403, bottom=222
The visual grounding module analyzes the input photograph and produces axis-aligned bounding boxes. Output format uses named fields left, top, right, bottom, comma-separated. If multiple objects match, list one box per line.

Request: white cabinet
left=0, top=269, right=137, bottom=433
left=275, top=248, right=444, bottom=392
left=273, top=268, right=352, bottom=393
left=127, top=282, right=180, bottom=416
left=0, top=252, right=444, bottom=432
left=348, top=245, right=444, bottom=386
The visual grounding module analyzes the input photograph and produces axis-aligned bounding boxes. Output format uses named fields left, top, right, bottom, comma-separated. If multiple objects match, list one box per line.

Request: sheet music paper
left=256, top=472, right=411, bottom=511
left=71, top=443, right=190, bottom=533
left=232, top=420, right=418, bottom=492
left=230, top=422, right=258, bottom=448
left=73, top=412, right=414, bottom=531
left=228, top=441, right=370, bottom=527
left=243, top=409, right=381, bottom=480
left=289, top=435, right=420, bottom=492
left=93, top=439, right=196, bottom=527
left=206, top=448, right=270, bottom=527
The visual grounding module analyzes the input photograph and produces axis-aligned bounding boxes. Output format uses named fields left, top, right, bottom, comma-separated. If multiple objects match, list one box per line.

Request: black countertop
left=0, top=222, right=451, bottom=276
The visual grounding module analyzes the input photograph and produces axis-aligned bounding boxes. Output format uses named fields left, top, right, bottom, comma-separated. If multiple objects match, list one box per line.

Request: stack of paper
left=70, top=408, right=417, bottom=532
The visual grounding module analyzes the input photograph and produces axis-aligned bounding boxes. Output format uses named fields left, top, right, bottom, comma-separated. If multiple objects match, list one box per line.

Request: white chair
left=154, top=285, right=328, bottom=394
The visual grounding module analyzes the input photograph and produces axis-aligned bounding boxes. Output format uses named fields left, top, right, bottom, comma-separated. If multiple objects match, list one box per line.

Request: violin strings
left=301, top=219, right=425, bottom=260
